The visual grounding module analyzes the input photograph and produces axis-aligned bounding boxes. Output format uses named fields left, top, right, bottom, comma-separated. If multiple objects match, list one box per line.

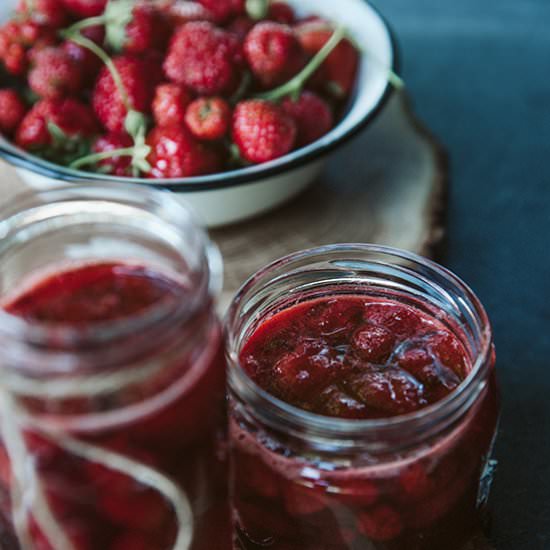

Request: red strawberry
left=196, top=0, right=244, bottom=23
left=92, top=132, right=133, bottom=176
left=0, top=20, right=56, bottom=75
left=185, top=97, right=231, bottom=141
left=0, top=90, right=27, bottom=135
left=164, top=22, right=242, bottom=96
left=16, top=98, right=98, bottom=151
left=2, top=43, right=27, bottom=75
left=244, top=22, right=305, bottom=87
left=296, top=20, right=359, bottom=98
left=17, top=0, right=69, bottom=29
left=125, top=4, right=167, bottom=53
left=227, top=16, right=255, bottom=41
left=28, top=47, right=83, bottom=99
left=93, top=55, right=160, bottom=133
left=62, top=25, right=105, bottom=85
left=357, top=505, right=403, bottom=542
left=61, top=0, right=107, bottom=17
left=281, top=91, right=333, bottom=147
left=152, top=83, right=193, bottom=127
left=105, top=2, right=167, bottom=54
left=162, top=0, right=215, bottom=26
left=268, top=2, right=295, bottom=24
left=232, top=99, right=296, bottom=163
left=147, top=125, right=221, bottom=178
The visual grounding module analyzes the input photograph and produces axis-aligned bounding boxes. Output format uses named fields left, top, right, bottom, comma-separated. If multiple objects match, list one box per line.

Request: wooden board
left=213, top=90, right=448, bottom=305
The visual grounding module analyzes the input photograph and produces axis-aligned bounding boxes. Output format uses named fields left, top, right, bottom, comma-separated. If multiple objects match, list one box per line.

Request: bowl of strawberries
left=0, top=0, right=396, bottom=227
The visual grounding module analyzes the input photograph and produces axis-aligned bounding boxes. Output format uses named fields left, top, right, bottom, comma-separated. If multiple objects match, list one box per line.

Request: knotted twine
left=0, top=359, right=194, bottom=550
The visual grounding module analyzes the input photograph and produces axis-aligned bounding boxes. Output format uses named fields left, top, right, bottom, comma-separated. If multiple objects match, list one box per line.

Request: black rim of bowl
left=0, top=3, right=400, bottom=193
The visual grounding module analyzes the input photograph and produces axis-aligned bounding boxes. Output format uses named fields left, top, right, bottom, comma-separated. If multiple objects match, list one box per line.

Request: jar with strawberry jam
left=0, top=185, right=228, bottom=550
left=226, top=245, right=499, bottom=550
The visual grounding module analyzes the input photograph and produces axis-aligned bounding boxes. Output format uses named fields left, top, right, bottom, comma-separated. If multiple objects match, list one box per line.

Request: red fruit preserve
left=226, top=245, right=499, bottom=550
left=0, top=186, right=229, bottom=550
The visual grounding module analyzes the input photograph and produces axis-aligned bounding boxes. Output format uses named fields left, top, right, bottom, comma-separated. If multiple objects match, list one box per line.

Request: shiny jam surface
left=0, top=262, right=229, bottom=550
left=232, top=295, right=498, bottom=550
left=240, top=296, right=469, bottom=419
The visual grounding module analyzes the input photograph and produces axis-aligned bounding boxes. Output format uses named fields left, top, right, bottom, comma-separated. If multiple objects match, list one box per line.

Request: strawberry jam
left=240, top=297, right=468, bottom=420
left=227, top=245, right=499, bottom=550
left=0, top=261, right=228, bottom=550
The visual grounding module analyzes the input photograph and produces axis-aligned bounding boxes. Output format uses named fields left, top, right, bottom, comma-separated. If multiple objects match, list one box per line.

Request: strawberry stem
left=60, top=30, right=131, bottom=111
left=255, top=25, right=347, bottom=102
left=69, top=147, right=135, bottom=170
left=63, top=15, right=107, bottom=35
left=246, top=0, right=269, bottom=20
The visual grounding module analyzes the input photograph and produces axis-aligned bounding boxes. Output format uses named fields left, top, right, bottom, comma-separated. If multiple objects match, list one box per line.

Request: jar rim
left=0, top=183, right=222, bottom=372
left=226, top=243, right=493, bottom=444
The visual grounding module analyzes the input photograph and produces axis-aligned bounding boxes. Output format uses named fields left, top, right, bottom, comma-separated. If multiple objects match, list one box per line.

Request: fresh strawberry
left=244, top=22, right=305, bottom=87
left=0, top=90, right=27, bottom=135
left=196, top=0, right=244, bottom=23
left=28, top=47, right=83, bottom=99
left=163, top=22, right=242, bottom=96
left=91, top=132, right=133, bottom=176
left=0, top=20, right=55, bottom=75
left=227, top=15, right=255, bottom=41
left=147, top=125, right=221, bottom=178
left=103, top=1, right=168, bottom=54
left=152, top=83, right=193, bottom=127
left=185, top=97, right=231, bottom=141
left=93, top=55, right=161, bottom=133
left=232, top=99, right=296, bottom=163
left=296, top=20, right=359, bottom=98
left=281, top=91, right=333, bottom=147
left=15, top=98, right=98, bottom=157
left=1, top=43, right=27, bottom=75
left=17, top=0, right=69, bottom=29
left=162, top=0, right=215, bottom=26
left=268, top=1, right=295, bottom=24
left=61, top=0, right=107, bottom=17
left=62, top=25, right=104, bottom=85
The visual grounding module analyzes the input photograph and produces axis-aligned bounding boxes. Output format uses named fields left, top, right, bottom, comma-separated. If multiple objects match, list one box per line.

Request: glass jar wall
left=226, top=244, right=499, bottom=550
left=0, top=185, right=228, bottom=550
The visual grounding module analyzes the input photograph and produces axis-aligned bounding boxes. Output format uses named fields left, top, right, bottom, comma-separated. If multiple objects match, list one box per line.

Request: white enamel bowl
left=0, top=0, right=397, bottom=227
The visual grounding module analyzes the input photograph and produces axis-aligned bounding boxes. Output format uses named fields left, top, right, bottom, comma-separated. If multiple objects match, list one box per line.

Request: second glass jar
left=0, top=185, right=228, bottom=550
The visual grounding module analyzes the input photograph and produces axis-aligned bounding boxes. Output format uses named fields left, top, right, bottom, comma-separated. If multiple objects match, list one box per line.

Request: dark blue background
left=375, top=0, right=550, bottom=547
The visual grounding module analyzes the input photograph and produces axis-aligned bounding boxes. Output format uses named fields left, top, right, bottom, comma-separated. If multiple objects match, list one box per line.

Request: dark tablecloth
left=373, top=0, right=550, bottom=547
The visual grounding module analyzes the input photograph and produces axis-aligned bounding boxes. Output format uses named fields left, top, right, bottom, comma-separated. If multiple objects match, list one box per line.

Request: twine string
left=0, top=386, right=194, bottom=550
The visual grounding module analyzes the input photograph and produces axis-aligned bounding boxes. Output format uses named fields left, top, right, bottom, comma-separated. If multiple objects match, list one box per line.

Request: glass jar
left=226, top=244, right=499, bottom=550
left=0, top=184, right=228, bottom=550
